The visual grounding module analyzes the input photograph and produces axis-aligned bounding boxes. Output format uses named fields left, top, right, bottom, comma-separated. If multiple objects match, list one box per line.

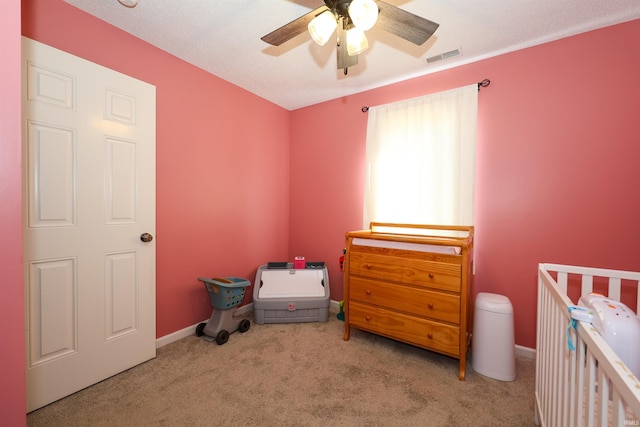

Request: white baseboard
left=157, top=300, right=536, bottom=363
left=155, top=303, right=255, bottom=348
left=516, top=344, right=536, bottom=360
left=156, top=300, right=342, bottom=348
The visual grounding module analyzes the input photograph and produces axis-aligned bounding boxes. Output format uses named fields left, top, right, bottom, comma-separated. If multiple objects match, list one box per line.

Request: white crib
left=536, top=263, right=640, bottom=426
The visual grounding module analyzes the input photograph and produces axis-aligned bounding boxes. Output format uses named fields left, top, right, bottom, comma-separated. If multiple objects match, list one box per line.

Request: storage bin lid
left=475, top=292, right=513, bottom=314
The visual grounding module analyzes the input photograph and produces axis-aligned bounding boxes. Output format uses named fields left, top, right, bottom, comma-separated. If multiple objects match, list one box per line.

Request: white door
left=22, top=37, right=156, bottom=412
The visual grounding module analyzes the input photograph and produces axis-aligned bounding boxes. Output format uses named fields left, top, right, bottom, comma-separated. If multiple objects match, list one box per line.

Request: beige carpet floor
left=28, top=307, right=536, bottom=427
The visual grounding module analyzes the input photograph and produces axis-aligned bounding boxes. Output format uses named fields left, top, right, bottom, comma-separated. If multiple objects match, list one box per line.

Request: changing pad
left=352, top=237, right=461, bottom=255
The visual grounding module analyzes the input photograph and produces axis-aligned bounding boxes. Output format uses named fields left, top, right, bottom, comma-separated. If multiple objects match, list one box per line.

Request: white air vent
left=426, top=49, right=460, bottom=64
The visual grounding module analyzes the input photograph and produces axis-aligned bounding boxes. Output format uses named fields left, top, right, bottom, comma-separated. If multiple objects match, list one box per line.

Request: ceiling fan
left=261, top=0, right=439, bottom=75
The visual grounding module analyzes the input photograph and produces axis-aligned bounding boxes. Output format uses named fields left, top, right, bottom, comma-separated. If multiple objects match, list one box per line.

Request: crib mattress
left=253, top=263, right=330, bottom=324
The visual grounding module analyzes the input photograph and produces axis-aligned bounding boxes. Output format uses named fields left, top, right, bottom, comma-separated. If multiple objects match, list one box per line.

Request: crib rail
left=536, top=263, right=640, bottom=427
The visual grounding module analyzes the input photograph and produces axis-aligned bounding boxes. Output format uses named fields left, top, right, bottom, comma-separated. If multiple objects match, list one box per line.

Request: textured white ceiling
left=64, top=0, right=640, bottom=110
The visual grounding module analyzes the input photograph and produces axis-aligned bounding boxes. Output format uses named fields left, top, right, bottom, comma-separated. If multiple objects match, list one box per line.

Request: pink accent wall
left=1, top=1, right=26, bottom=424
left=4, top=0, right=639, bottom=420
left=290, top=19, right=640, bottom=349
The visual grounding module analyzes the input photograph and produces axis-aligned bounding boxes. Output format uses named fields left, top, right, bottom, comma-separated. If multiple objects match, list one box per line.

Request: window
left=363, top=84, right=478, bottom=227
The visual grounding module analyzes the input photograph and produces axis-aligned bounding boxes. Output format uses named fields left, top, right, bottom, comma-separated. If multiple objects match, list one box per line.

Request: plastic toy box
left=253, top=262, right=330, bottom=324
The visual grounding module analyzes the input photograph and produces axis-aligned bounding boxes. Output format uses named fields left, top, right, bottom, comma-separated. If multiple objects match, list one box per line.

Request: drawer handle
left=365, top=316, right=371, bottom=321
left=428, top=273, right=434, bottom=279
left=427, top=303, right=434, bottom=309
left=365, top=264, right=372, bottom=269
left=427, top=333, right=433, bottom=339
left=365, top=289, right=371, bottom=295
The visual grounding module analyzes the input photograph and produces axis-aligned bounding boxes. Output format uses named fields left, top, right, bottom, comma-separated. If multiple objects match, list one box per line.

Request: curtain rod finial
left=477, top=79, right=491, bottom=90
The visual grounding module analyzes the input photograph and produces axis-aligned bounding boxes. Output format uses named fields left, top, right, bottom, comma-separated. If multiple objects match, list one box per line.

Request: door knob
left=140, top=233, right=153, bottom=243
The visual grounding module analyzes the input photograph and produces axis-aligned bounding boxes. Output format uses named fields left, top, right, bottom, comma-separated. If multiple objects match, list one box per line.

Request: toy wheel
left=238, top=319, right=250, bottom=333
left=216, top=330, right=229, bottom=345
left=195, top=322, right=206, bottom=337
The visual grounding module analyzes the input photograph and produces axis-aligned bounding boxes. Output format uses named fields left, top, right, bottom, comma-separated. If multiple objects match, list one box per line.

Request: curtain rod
left=361, top=79, right=491, bottom=112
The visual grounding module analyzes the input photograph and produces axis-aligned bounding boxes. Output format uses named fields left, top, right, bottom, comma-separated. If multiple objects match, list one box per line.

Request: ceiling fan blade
left=261, top=5, right=329, bottom=46
left=336, top=19, right=358, bottom=71
left=375, top=1, right=439, bottom=45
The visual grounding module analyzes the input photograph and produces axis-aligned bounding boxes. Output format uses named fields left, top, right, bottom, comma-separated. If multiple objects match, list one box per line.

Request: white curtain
left=363, top=84, right=478, bottom=228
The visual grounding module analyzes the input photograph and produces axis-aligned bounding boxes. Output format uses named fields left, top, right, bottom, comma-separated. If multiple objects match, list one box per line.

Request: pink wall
left=21, top=0, right=292, bottom=339
left=0, top=1, right=26, bottom=424
left=290, top=19, right=640, bottom=349
left=4, top=0, right=639, bottom=421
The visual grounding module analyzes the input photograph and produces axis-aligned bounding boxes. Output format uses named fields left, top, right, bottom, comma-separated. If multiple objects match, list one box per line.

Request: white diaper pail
left=472, top=292, right=516, bottom=381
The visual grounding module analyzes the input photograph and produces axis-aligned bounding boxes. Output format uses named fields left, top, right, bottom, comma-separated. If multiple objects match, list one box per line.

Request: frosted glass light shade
left=347, top=28, right=368, bottom=56
left=348, top=0, right=378, bottom=31
left=308, top=11, right=337, bottom=46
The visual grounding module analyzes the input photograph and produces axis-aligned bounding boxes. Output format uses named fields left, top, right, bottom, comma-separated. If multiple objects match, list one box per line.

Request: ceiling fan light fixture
left=308, top=11, right=337, bottom=46
left=346, top=27, right=368, bottom=56
left=348, top=0, right=379, bottom=31
left=262, top=0, right=440, bottom=74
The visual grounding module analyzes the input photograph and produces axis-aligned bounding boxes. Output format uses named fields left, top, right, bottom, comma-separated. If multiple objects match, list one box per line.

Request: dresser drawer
left=348, top=301, right=460, bottom=356
left=349, top=250, right=461, bottom=292
left=349, top=276, right=460, bottom=324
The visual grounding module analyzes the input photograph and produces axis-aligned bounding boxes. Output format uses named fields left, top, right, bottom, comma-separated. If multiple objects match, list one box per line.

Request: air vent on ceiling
left=426, top=49, right=461, bottom=64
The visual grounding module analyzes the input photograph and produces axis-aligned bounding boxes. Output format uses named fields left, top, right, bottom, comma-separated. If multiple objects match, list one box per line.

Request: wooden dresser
left=343, top=223, right=474, bottom=380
